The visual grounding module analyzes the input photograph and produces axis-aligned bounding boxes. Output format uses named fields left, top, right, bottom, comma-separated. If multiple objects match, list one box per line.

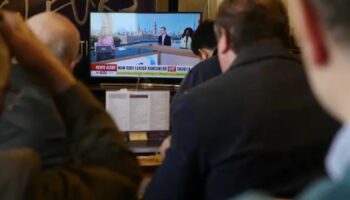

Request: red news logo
left=91, top=64, right=117, bottom=71
left=105, top=64, right=117, bottom=71
left=167, top=66, right=177, bottom=72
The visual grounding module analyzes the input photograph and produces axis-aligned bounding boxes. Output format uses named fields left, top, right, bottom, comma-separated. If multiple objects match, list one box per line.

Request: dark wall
left=137, top=0, right=156, bottom=12
left=169, top=0, right=179, bottom=11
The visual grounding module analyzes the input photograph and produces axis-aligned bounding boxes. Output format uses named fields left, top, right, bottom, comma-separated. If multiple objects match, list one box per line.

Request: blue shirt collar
left=326, top=123, right=350, bottom=181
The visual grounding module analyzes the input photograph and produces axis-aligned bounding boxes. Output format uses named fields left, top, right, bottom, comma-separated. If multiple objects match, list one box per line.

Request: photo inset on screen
left=90, top=12, right=201, bottom=78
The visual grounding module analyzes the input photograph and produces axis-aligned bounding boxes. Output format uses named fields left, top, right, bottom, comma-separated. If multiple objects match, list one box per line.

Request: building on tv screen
left=90, top=13, right=201, bottom=78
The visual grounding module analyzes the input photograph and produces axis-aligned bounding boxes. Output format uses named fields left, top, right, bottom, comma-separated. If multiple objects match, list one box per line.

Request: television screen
left=90, top=12, right=201, bottom=79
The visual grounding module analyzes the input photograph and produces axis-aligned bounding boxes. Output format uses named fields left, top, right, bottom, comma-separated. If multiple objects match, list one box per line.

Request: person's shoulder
left=11, top=64, right=53, bottom=100
left=197, top=56, right=220, bottom=71
left=11, top=64, right=37, bottom=90
left=186, top=61, right=204, bottom=77
left=183, top=68, right=232, bottom=105
left=11, top=64, right=27, bottom=80
left=189, top=56, right=220, bottom=73
left=178, top=56, right=220, bottom=92
left=197, top=56, right=219, bottom=66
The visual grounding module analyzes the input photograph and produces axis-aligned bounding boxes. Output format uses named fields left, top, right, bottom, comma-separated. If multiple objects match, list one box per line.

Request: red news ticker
left=91, top=64, right=117, bottom=71
left=167, top=66, right=176, bottom=72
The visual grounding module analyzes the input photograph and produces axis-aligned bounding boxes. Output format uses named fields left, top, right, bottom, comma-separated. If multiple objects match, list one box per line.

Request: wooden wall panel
left=180, top=0, right=290, bottom=20
left=179, top=0, right=222, bottom=19
left=156, top=0, right=169, bottom=12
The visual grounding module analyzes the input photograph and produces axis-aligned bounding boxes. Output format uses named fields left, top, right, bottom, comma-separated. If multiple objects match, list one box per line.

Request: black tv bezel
left=88, top=11, right=202, bottom=85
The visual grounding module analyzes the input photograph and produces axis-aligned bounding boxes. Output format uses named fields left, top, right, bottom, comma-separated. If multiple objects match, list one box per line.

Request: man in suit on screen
left=158, top=26, right=171, bottom=46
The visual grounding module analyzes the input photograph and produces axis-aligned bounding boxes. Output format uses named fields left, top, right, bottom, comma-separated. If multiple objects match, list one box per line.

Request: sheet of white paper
left=106, top=92, right=129, bottom=131
left=149, top=92, right=170, bottom=130
left=129, top=93, right=149, bottom=131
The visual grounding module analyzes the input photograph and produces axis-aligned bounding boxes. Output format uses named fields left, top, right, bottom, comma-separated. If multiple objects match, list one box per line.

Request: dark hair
left=311, top=0, right=350, bottom=46
left=216, top=0, right=290, bottom=52
left=160, top=26, right=166, bottom=31
left=181, top=27, right=194, bottom=38
left=191, top=20, right=217, bottom=56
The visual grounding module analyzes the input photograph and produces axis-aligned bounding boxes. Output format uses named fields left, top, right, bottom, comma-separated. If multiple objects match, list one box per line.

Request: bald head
left=26, top=12, right=80, bottom=71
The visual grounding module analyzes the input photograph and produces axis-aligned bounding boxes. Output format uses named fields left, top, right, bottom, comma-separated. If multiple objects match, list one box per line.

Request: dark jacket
left=40, top=82, right=141, bottom=199
left=0, top=65, right=141, bottom=199
left=158, top=34, right=172, bottom=46
left=176, top=55, right=221, bottom=96
left=0, top=65, right=67, bottom=168
left=144, top=42, right=340, bottom=200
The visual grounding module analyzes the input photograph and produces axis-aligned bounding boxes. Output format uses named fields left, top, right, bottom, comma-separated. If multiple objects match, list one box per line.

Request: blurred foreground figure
left=0, top=11, right=141, bottom=200
left=0, top=12, right=80, bottom=169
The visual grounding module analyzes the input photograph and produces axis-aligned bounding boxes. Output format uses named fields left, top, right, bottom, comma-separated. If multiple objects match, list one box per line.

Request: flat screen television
left=89, top=12, right=201, bottom=83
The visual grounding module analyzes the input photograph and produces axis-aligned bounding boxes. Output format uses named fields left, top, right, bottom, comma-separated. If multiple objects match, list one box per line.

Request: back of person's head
left=216, top=0, right=290, bottom=53
left=191, top=20, right=217, bottom=60
left=27, top=12, right=80, bottom=71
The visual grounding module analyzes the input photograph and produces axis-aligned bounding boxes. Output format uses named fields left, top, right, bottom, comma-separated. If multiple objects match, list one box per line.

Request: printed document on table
left=106, top=90, right=170, bottom=132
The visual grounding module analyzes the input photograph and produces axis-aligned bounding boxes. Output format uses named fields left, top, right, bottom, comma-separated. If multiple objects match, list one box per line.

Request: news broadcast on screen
left=90, top=12, right=201, bottom=79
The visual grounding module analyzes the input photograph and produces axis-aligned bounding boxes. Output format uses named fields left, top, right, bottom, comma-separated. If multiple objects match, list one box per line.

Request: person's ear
left=300, top=0, right=329, bottom=66
left=198, top=49, right=209, bottom=60
left=217, top=27, right=232, bottom=55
